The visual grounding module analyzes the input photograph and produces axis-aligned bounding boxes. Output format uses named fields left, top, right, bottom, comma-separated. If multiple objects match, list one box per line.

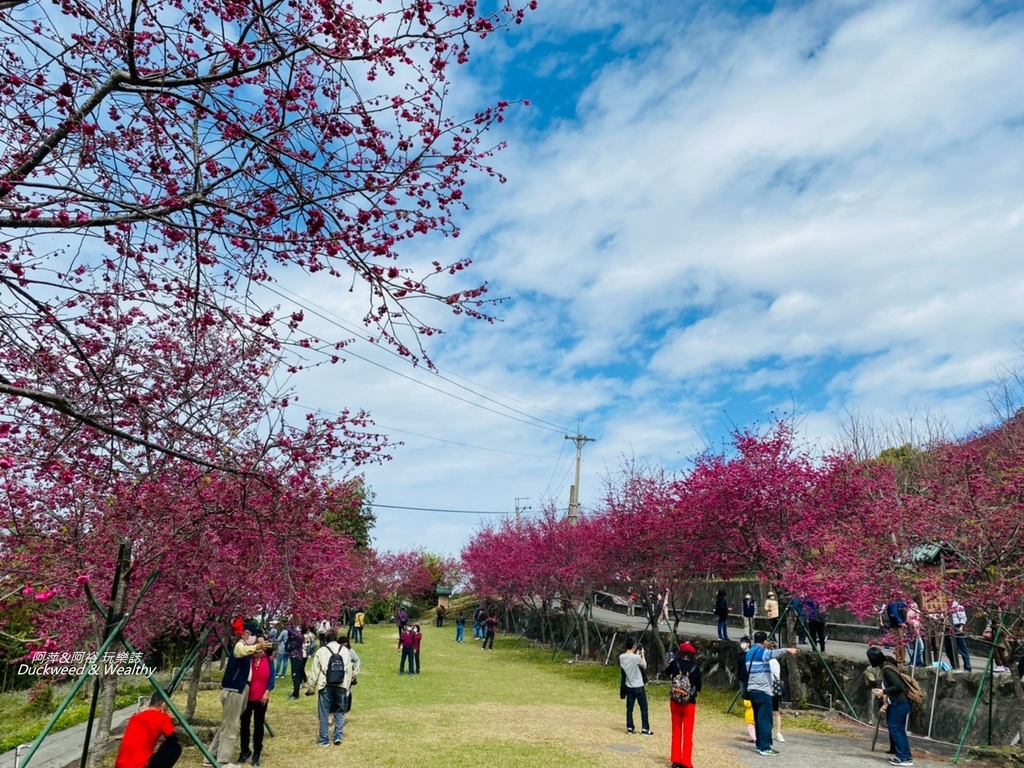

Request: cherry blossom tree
left=0, top=0, right=536, bottom=460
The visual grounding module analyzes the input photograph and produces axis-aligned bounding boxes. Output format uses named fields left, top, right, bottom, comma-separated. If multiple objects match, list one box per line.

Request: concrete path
left=728, top=728, right=952, bottom=767
left=0, top=706, right=136, bottom=768
left=590, top=605, right=988, bottom=670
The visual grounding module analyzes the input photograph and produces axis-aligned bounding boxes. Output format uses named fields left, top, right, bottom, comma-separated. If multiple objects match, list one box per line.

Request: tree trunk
left=647, top=602, right=668, bottom=671
left=186, top=649, right=205, bottom=721
left=580, top=599, right=591, bottom=659
left=88, top=563, right=129, bottom=768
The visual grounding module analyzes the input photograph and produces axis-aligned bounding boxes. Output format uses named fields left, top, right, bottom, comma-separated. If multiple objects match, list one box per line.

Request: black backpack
left=325, top=644, right=346, bottom=687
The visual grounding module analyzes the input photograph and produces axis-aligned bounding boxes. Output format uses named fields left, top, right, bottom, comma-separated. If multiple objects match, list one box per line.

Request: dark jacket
left=881, top=663, right=907, bottom=703
left=714, top=595, right=729, bottom=618
left=221, top=642, right=253, bottom=693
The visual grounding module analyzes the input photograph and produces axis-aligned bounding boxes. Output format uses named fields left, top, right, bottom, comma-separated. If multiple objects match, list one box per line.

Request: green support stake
left=116, top=633, right=249, bottom=759
left=168, top=624, right=217, bottom=694
left=791, top=604, right=858, bottom=716
left=18, top=570, right=160, bottom=768
left=953, top=617, right=1002, bottom=764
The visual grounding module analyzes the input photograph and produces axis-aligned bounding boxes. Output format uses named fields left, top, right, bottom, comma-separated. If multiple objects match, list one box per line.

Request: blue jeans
left=717, top=618, right=729, bottom=640
left=473, top=620, right=483, bottom=639
left=887, top=697, right=911, bottom=761
left=456, top=625, right=464, bottom=642
left=624, top=686, right=650, bottom=731
left=317, top=687, right=346, bottom=744
left=907, top=637, right=924, bottom=667
left=955, top=633, right=971, bottom=670
left=275, top=653, right=288, bottom=677
left=748, top=690, right=774, bottom=751
left=352, top=626, right=363, bottom=643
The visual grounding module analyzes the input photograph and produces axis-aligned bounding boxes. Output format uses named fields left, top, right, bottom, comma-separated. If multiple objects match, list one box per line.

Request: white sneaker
left=776, top=733, right=785, bottom=742
left=994, top=666, right=1009, bottom=673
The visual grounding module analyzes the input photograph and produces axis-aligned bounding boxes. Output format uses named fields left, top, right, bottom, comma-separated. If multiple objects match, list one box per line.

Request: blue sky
left=279, top=0, right=1024, bottom=556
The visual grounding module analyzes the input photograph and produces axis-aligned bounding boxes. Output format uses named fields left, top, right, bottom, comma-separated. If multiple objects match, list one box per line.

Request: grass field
left=185, top=623, right=752, bottom=768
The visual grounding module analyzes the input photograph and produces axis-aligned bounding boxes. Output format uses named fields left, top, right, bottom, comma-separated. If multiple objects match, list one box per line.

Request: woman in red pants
left=663, top=641, right=703, bottom=768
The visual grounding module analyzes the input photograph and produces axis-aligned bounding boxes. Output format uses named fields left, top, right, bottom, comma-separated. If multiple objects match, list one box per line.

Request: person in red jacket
left=398, top=624, right=415, bottom=675
left=114, top=693, right=180, bottom=768
left=412, top=625, right=423, bottom=674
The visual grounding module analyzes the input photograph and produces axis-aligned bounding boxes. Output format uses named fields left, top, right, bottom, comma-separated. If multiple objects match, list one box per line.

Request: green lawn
left=0, top=678, right=156, bottom=752
left=185, top=623, right=750, bottom=768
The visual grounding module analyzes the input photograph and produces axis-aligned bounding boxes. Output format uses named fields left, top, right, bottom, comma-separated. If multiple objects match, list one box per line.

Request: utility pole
left=565, top=432, right=594, bottom=526
left=514, top=497, right=531, bottom=527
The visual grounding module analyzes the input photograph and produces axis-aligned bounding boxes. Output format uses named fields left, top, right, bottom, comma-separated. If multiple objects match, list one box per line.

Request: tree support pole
left=952, top=620, right=1001, bottom=764
left=18, top=571, right=159, bottom=768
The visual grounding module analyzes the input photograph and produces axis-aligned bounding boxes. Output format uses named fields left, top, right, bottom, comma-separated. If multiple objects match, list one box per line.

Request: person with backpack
left=744, top=631, right=799, bottom=757
left=713, top=589, right=731, bottom=641
left=473, top=605, right=484, bottom=640
left=306, top=628, right=353, bottom=746
left=867, top=646, right=915, bottom=766
left=663, top=641, right=701, bottom=768
left=618, top=637, right=652, bottom=736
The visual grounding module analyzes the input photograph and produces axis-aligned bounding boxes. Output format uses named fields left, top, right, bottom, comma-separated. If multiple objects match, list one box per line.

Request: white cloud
left=278, top=0, right=1024, bottom=555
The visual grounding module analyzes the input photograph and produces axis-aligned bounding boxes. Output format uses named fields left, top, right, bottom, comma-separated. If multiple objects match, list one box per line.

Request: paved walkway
left=0, top=706, right=136, bottom=768
left=590, top=605, right=988, bottom=670
left=728, top=728, right=953, bottom=767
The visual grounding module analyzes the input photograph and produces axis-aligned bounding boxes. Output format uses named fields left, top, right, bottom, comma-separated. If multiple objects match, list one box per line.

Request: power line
left=288, top=403, right=562, bottom=459
left=373, top=503, right=510, bottom=515
left=253, top=281, right=576, bottom=433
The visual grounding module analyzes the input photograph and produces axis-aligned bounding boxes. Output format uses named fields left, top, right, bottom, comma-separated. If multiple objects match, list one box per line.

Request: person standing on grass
left=339, top=636, right=360, bottom=712
left=274, top=626, right=289, bottom=679
left=663, top=641, right=701, bottom=768
left=238, top=633, right=274, bottom=767
left=412, top=624, right=423, bottom=673
left=618, top=637, right=652, bottom=736
left=208, top=621, right=271, bottom=768
left=473, top=605, right=484, bottom=639
left=353, top=608, right=365, bottom=644
left=482, top=610, right=498, bottom=650
left=306, top=628, right=353, bottom=746
left=398, top=624, right=416, bottom=675
left=115, top=692, right=181, bottom=768
left=455, top=613, right=466, bottom=643
left=286, top=620, right=305, bottom=700
left=745, top=631, right=798, bottom=757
